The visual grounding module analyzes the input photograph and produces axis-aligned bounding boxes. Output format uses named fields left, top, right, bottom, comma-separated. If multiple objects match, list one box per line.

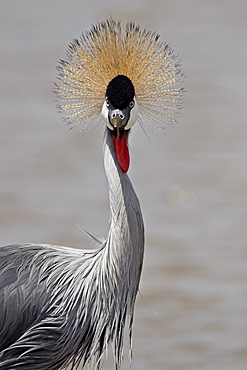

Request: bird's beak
left=101, top=100, right=138, bottom=173
left=107, top=108, right=131, bottom=173
left=101, top=98, right=138, bottom=132
left=108, top=107, right=131, bottom=130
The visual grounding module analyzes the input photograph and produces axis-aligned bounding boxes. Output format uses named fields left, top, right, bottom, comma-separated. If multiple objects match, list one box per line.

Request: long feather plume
left=55, top=18, right=184, bottom=132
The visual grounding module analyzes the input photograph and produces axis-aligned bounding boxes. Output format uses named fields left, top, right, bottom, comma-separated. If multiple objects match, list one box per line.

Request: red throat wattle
left=111, top=131, right=130, bottom=173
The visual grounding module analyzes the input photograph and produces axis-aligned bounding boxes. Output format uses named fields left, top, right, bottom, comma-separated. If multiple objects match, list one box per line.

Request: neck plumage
left=102, top=128, right=145, bottom=364
left=103, top=128, right=144, bottom=285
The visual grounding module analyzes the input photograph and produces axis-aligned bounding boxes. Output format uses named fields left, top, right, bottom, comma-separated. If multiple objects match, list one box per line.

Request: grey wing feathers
left=0, top=245, right=53, bottom=351
left=0, top=243, right=92, bottom=369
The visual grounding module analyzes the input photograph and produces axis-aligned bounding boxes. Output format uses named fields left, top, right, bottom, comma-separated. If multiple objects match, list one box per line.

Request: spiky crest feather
left=55, top=18, right=183, bottom=132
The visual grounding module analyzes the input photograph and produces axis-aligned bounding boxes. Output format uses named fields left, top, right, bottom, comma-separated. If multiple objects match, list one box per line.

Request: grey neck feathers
left=103, top=129, right=144, bottom=287
left=103, top=130, right=144, bottom=297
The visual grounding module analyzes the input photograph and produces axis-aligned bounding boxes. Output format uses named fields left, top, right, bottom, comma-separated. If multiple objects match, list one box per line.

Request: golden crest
left=55, top=18, right=184, bottom=132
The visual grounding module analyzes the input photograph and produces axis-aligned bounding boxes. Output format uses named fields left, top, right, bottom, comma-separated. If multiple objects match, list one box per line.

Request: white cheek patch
left=124, top=98, right=139, bottom=130
left=101, top=101, right=114, bottom=130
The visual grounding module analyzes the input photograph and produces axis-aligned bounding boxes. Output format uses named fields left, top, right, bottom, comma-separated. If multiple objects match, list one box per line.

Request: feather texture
left=0, top=129, right=144, bottom=369
left=55, top=18, right=183, bottom=132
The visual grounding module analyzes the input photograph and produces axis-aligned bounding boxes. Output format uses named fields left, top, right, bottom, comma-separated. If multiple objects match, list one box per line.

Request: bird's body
left=0, top=129, right=144, bottom=369
left=0, top=18, right=183, bottom=369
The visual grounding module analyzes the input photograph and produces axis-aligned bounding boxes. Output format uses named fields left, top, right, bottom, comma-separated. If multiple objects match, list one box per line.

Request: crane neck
left=103, top=128, right=141, bottom=225
left=103, top=128, right=144, bottom=285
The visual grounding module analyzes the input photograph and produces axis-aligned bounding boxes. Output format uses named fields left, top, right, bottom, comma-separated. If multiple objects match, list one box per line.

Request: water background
left=0, top=1, right=247, bottom=369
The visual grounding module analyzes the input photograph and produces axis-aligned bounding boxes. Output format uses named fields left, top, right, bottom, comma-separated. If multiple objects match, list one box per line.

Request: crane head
left=55, top=19, right=184, bottom=172
left=101, top=75, right=139, bottom=173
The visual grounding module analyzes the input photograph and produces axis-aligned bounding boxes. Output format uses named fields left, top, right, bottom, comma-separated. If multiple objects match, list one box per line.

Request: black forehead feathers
left=106, top=75, right=135, bottom=109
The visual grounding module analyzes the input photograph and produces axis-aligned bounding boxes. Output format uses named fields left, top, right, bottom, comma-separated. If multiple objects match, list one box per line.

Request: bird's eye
left=106, top=99, right=110, bottom=107
left=129, top=101, right=135, bottom=109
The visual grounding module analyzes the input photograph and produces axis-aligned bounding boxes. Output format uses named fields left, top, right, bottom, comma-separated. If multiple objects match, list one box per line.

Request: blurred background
left=0, top=1, right=247, bottom=369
